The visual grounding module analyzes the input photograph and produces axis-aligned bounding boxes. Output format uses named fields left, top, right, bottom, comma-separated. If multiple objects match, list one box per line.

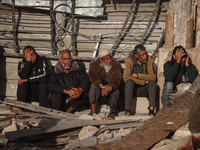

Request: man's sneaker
left=149, top=109, right=155, bottom=116
left=125, top=109, right=131, bottom=116
left=88, top=112, right=96, bottom=116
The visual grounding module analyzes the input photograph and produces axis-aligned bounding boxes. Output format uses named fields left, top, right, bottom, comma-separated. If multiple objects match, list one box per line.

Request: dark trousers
left=89, top=84, right=119, bottom=113
left=51, top=92, right=86, bottom=111
left=17, top=81, right=48, bottom=107
left=125, top=79, right=157, bottom=113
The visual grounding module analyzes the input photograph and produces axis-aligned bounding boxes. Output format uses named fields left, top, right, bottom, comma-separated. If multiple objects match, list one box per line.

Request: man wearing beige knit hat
left=88, top=49, right=122, bottom=119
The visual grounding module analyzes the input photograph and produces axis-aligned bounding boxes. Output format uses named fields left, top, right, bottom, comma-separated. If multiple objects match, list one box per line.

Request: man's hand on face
left=185, top=56, right=190, bottom=67
left=173, top=48, right=184, bottom=63
left=24, top=48, right=32, bottom=61
left=18, top=79, right=27, bottom=85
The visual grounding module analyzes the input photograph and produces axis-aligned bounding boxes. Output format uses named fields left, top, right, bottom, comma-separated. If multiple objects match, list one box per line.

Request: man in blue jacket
left=17, top=46, right=49, bottom=107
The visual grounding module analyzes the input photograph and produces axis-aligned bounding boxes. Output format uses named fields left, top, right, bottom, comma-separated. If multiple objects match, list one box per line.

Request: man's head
left=23, top=46, right=37, bottom=63
left=99, top=49, right=112, bottom=65
left=98, top=49, right=112, bottom=73
left=134, top=44, right=148, bottom=63
left=59, top=49, right=72, bottom=70
left=173, top=45, right=188, bottom=64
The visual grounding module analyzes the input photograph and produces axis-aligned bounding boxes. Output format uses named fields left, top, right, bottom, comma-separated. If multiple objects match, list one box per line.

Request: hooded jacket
left=18, top=54, right=49, bottom=83
left=89, top=58, right=122, bottom=91
left=164, top=46, right=198, bottom=85
left=123, top=53, right=156, bottom=86
left=47, top=61, right=90, bottom=94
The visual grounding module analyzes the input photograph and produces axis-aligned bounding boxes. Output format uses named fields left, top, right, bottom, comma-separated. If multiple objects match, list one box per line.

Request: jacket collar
left=54, top=61, right=79, bottom=74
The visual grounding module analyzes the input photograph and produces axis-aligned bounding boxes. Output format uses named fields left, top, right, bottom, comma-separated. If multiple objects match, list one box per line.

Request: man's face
left=101, top=54, right=112, bottom=66
left=59, top=51, right=72, bottom=70
left=181, top=56, right=187, bottom=64
left=135, top=49, right=147, bottom=63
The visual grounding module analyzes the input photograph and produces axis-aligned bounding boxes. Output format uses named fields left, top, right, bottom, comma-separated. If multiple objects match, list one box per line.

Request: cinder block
left=135, top=97, right=149, bottom=114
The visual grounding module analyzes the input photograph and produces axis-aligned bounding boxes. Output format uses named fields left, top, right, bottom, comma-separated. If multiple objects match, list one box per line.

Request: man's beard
left=61, top=62, right=71, bottom=70
left=100, top=61, right=112, bottom=73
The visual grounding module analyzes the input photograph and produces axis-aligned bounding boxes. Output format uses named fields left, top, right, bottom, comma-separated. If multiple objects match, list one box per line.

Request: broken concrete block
left=114, top=128, right=133, bottom=137
left=151, top=139, right=171, bottom=150
left=172, top=129, right=191, bottom=140
left=78, top=126, right=98, bottom=141
left=2, top=118, right=18, bottom=135
left=97, top=130, right=113, bottom=142
left=93, top=113, right=106, bottom=120
left=0, top=133, right=8, bottom=146
left=78, top=115, right=94, bottom=120
left=100, top=105, right=110, bottom=113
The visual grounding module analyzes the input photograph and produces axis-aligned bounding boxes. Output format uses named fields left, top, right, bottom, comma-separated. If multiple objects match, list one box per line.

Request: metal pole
left=50, top=0, right=57, bottom=55
left=71, top=0, right=77, bottom=56
left=12, top=0, right=19, bottom=53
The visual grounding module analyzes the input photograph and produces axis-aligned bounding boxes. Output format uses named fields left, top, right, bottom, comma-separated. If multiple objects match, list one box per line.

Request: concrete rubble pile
left=0, top=99, right=147, bottom=150
left=1, top=76, right=200, bottom=150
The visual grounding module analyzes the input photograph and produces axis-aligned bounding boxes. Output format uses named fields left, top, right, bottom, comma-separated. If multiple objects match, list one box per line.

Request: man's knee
left=38, top=82, right=47, bottom=89
left=148, top=80, right=157, bottom=87
left=164, top=82, right=174, bottom=89
left=125, top=79, right=135, bottom=88
left=18, top=82, right=28, bottom=89
left=89, top=84, right=100, bottom=103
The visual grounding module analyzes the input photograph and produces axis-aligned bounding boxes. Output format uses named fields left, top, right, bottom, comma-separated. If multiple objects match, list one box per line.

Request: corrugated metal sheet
left=2, top=0, right=103, bottom=16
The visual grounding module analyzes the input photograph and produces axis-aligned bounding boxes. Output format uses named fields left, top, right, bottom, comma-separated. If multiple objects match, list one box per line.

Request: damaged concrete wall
left=157, top=0, right=200, bottom=108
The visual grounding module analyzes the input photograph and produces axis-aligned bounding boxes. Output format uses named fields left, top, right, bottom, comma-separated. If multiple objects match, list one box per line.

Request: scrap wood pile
left=0, top=98, right=144, bottom=150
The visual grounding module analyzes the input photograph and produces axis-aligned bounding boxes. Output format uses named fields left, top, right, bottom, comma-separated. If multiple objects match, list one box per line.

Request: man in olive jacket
left=123, top=44, right=157, bottom=116
left=89, top=48, right=122, bottom=119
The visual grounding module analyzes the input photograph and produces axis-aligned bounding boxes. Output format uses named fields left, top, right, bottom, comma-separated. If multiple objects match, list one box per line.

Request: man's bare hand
left=131, top=73, right=138, bottom=78
left=71, top=87, right=83, bottom=99
left=185, top=56, right=190, bottom=66
left=101, top=85, right=112, bottom=96
left=24, top=48, right=32, bottom=61
left=18, top=79, right=27, bottom=85
left=173, top=48, right=184, bottom=63
left=63, top=88, right=83, bottom=99
left=101, top=88, right=109, bottom=96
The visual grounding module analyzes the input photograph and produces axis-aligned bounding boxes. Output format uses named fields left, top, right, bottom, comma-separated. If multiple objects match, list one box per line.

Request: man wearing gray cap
left=88, top=48, right=122, bottom=119
left=162, top=46, right=199, bottom=105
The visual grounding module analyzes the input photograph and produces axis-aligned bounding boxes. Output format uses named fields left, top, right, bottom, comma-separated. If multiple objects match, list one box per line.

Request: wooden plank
left=3, top=98, right=78, bottom=119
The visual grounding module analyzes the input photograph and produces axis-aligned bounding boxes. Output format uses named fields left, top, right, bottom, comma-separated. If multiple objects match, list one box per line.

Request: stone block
left=78, top=126, right=98, bottom=141
left=135, top=97, right=149, bottom=114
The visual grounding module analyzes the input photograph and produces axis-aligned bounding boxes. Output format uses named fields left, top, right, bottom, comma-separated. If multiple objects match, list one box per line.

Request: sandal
left=107, top=113, right=115, bottom=120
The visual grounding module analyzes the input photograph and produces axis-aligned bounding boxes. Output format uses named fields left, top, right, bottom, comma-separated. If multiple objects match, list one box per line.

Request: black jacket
left=18, top=54, right=49, bottom=83
left=47, top=61, right=90, bottom=94
left=164, top=46, right=199, bottom=85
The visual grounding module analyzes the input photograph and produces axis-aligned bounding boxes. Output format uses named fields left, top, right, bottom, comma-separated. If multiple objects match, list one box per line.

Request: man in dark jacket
left=47, top=49, right=90, bottom=113
left=17, top=46, right=49, bottom=107
left=162, top=45, right=199, bottom=105
left=88, top=49, right=122, bottom=119
left=123, top=44, right=157, bottom=116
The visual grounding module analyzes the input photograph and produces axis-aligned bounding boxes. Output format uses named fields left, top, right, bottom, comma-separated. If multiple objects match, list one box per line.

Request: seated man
left=47, top=49, right=90, bottom=113
left=17, top=46, right=49, bottom=107
left=123, top=44, right=157, bottom=116
left=162, top=46, right=198, bottom=105
left=88, top=49, right=122, bottom=119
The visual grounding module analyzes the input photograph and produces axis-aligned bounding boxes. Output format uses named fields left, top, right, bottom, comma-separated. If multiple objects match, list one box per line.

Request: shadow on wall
left=0, top=46, right=6, bottom=99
